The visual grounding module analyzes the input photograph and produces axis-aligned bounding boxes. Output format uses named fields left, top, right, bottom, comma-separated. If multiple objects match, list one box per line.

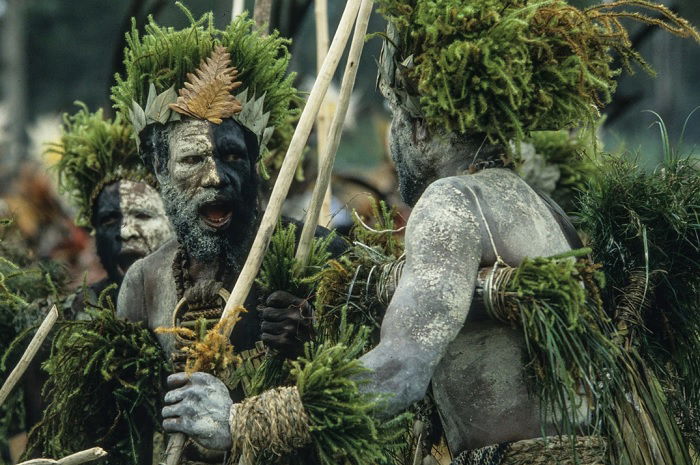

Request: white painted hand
left=162, top=372, right=233, bottom=450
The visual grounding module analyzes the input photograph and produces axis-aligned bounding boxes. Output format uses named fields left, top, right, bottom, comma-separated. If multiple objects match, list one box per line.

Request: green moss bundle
left=111, top=3, right=300, bottom=175
left=287, top=326, right=409, bottom=465
left=238, top=223, right=339, bottom=397
left=517, top=128, right=601, bottom=212
left=256, top=222, right=336, bottom=298
left=50, top=103, right=149, bottom=228
left=315, top=200, right=404, bottom=345
left=577, top=152, right=700, bottom=451
left=0, top=221, right=67, bottom=463
left=376, top=0, right=699, bottom=149
left=25, top=294, right=170, bottom=465
left=488, top=249, right=691, bottom=464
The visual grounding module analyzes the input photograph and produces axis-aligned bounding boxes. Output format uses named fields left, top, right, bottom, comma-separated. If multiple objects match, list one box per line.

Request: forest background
left=0, top=0, right=696, bottom=282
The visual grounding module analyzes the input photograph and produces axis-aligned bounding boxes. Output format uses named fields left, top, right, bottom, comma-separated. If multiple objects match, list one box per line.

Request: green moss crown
left=111, top=4, right=300, bottom=176
left=376, top=0, right=699, bottom=148
left=51, top=103, right=151, bottom=229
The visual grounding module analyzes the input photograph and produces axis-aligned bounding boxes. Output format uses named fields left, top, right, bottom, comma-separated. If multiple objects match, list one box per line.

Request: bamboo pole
left=0, top=305, right=58, bottom=407
left=296, top=0, right=374, bottom=266
left=18, top=447, right=107, bottom=465
left=232, top=0, right=245, bottom=20
left=253, top=0, right=273, bottom=34
left=163, top=2, right=362, bottom=463
left=314, top=0, right=333, bottom=227
left=220, top=0, right=361, bottom=333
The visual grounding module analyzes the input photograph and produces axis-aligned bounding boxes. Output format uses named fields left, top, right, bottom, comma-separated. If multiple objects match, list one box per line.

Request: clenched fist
left=260, top=290, right=313, bottom=358
left=162, top=372, right=233, bottom=450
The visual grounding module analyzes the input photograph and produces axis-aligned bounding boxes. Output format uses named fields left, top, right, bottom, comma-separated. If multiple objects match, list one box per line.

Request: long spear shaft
left=219, top=0, right=362, bottom=333
left=0, top=305, right=58, bottom=407
left=162, top=1, right=362, bottom=463
left=232, top=0, right=244, bottom=20
left=296, top=0, right=375, bottom=266
left=253, top=0, right=273, bottom=34
left=314, top=0, right=333, bottom=227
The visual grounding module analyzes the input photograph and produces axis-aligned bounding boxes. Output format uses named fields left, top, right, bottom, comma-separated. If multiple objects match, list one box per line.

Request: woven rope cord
left=228, top=385, right=312, bottom=461
left=452, top=435, right=607, bottom=465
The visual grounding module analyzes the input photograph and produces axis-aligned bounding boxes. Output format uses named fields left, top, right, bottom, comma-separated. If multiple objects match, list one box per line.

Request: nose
left=201, top=156, right=222, bottom=188
left=119, top=216, right=139, bottom=242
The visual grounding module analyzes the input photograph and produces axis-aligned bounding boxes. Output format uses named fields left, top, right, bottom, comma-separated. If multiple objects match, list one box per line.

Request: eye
left=181, top=155, right=204, bottom=165
left=99, top=212, right=120, bottom=227
left=223, top=151, right=243, bottom=163
left=134, top=211, right=154, bottom=220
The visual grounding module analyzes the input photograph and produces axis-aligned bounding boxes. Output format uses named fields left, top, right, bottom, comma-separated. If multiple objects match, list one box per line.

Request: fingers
left=167, top=372, right=191, bottom=389
left=261, top=332, right=295, bottom=350
left=266, top=290, right=304, bottom=308
left=163, top=417, right=192, bottom=434
left=261, top=306, right=300, bottom=322
left=261, top=320, right=297, bottom=335
left=164, top=386, right=188, bottom=405
left=162, top=401, right=196, bottom=419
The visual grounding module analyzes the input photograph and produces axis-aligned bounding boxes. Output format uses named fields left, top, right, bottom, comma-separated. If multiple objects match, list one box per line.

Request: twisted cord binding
left=229, top=386, right=312, bottom=461
left=483, top=265, right=519, bottom=323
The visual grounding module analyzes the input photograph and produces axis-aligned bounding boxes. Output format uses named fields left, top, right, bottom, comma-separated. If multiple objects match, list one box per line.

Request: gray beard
left=159, top=179, right=253, bottom=271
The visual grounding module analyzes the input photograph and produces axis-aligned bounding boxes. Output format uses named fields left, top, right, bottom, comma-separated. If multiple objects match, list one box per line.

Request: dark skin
left=260, top=291, right=313, bottom=358
left=118, top=119, right=334, bottom=453
left=157, top=118, right=309, bottom=354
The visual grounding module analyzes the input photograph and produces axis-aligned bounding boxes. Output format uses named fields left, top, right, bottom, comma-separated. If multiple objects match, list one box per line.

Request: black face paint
left=93, top=180, right=174, bottom=284
left=93, top=182, right=123, bottom=283
left=159, top=118, right=260, bottom=268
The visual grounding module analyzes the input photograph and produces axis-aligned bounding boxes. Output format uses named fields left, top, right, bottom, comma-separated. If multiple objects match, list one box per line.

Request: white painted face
left=118, top=180, right=174, bottom=257
left=94, top=179, right=174, bottom=280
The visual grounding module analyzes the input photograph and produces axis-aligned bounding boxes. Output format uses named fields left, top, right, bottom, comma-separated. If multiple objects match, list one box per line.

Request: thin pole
left=0, top=306, right=58, bottom=407
left=18, top=447, right=107, bottom=465
left=163, top=2, right=362, bottom=463
left=232, top=0, right=245, bottom=20
left=253, top=0, right=273, bottom=35
left=296, top=0, right=374, bottom=266
left=314, top=0, right=333, bottom=227
left=219, top=0, right=361, bottom=332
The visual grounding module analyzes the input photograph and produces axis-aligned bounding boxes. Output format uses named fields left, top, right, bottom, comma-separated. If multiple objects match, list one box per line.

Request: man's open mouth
left=199, top=201, right=234, bottom=230
left=117, top=248, right=146, bottom=275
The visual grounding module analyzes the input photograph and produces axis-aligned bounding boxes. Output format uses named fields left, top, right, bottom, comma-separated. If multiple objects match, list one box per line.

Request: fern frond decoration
left=170, top=45, right=243, bottom=124
left=111, top=4, right=300, bottom=175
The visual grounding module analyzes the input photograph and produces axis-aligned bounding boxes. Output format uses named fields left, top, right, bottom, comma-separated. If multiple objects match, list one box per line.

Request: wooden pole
left=314, top=0, right=333, bottom=227
left=0, top=305, right=58, bottom=407
left=232, top=0, right=245, bottom=20
left=18, top=447, right=107, bottom=465
left=163, top=2, right=362, bottom=463
left=296, top=0, right=374, bottom=266
left=253, top=0, right=273, bottom=34
left=220, top=0, right=361, bottom=333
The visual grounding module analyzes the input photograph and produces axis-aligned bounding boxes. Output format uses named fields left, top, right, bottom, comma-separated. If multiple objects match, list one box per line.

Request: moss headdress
left=111, top=4, right=299, bottom=177
left=376, top=0, right=699, bottom=149
left=51, top=103, right=152, bottom=229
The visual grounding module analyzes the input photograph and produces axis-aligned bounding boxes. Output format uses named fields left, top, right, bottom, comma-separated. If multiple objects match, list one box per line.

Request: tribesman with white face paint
left=52, top=103, right=175, bottom=313
left=11, top=104, right=176, bottom=451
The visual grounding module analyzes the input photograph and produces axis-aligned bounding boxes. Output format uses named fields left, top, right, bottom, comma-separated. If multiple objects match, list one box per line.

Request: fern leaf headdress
left=111, top=4, right=299, bottom=177
left=376, top=0, right=699, bottom=149
left=51, top=103, right=153, bottom=229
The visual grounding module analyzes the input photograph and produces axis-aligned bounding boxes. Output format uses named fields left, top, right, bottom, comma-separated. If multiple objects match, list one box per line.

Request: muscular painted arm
left=116, top=258, right=147, bottom=323
left=359, top=177, right=485, bottom=416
